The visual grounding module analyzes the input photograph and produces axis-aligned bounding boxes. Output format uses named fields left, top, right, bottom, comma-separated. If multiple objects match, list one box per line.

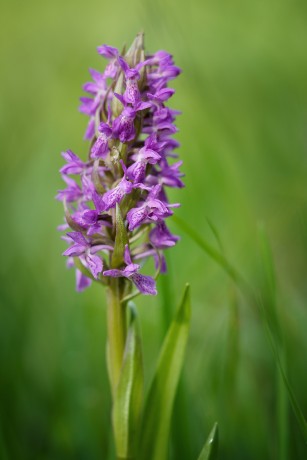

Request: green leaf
left=112, top=204, right=128, bottom=268
left=139, top=284, right=191, bottom=460
left=206, top=217, right=224, bottom=253
left=174, top=215, right=307, bottom=444
left=197, top=423, right=219, bottom=460
left=258, top=224, right=282, bottom=345
left=112, top=302, right=144, bottom=459
left=258, top=225, right=288, bottom=459
left=260, top=300, right=307, bottom=444
left=159, top=257, right=192, bottom=459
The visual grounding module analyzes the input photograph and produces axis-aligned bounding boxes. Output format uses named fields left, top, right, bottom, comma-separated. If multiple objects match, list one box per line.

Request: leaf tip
left=175, top=283, right=191, bottom=324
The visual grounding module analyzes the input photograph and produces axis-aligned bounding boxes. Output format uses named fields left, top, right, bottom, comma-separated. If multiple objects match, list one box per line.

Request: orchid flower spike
left=57, top=33, right=183, bottom=296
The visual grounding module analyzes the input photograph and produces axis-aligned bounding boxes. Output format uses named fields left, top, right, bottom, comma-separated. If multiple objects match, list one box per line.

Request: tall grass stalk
left=174, top=215, right=307, bottom=445
left=258, top=226, right=288, bottom=460
left=159, top=259, right=192, bottom=459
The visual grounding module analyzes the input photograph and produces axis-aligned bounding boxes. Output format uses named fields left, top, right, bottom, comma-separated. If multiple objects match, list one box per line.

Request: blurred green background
left=1, top=0, right=307, bottom=458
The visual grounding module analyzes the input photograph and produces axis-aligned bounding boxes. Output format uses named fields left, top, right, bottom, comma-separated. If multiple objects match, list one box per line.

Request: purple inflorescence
left=57, top=33, right=183, bottom=295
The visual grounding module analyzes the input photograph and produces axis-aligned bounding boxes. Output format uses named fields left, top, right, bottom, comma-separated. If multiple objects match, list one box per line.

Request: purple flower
left=76, top=200, right=112, bottom=235
left=150, top=221, right=179, bottom=248
left=146, top=50, right=181, bottom=89
left=113, top=100, right=151, bottom=142
left=79, top=66, right=111, bottom=140
left=147, top=88, right=175, bottom=104
left=118, top=56, right=144, bottom=105
left=60, top=150, right=86, bottom=175
left=84, top=118, right=95, bottom=140
left=83, top=68, right=107, bottom=95
left=80, top=174, right=95, bottom=202
left=97, top=44, right=118, bottom=58
left=63, top=232, right=105, bottom=279
left=133, top=245, right=167, bottom=274
left=91, top=122, right=112, bottom=158
left=144, top=132, right=166, bottom=153
left=103, top=177, right=133, bottom=210
left=127, top=141, right=161, bottom=183
left=103, top=245, right=157, bottom=295
left=65, top=256, right=91, bottom=291
left=73, top=209, right=98, bottom=226
left=70, top=194, right=111, bottom=234
left=146, top=159, right=185, bottom=189
left=56, top=176, right=82, bottom=202
left=101, top=161, right=133, bottom=210
left=79, top=97, right=99, bottom=116
left=113, top=106, right=136, bottom=142
left=58, top=34, right=183, bottom=296
left=76, top=269, right=92, bottom=291
left=143, top=107, right=179, bottom=136
left=97, top=45, right=119, bottom=81
left=126, top=186, right=174, bottom=231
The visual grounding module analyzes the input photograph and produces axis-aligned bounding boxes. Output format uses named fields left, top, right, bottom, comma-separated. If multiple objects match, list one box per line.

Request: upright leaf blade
left=112, top=203, right=128, bottom=268
left=259, top=298, right=307, bottom=444
left=139, top=284, right=191, bottom=460
left=258, top=225, right=288, bottom=460
left=112, top=303, right=144, bottom=459
left=174, top=216, right=307, bottom=443
left=159, top=256, right=192, bottom=460
left=197, top=423, right=219, bottom=460
left=258, top=225, right=282, bottom=344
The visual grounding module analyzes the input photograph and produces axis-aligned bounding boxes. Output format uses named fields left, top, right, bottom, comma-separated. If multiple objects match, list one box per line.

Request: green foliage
left=111, top=204, right=129, bottom=269
left=172, top=216, right=249, bottom=296
left=112, top=303, right=143, bottom=459
left=258, top=225, right=289, bottom=460
left=197, top=423, right=219, bottom=460
left=175, top=216, right=307, bottom=448
left=139, top=285, right=191, bottom=460
left=257, top=227, right=307, bottom=446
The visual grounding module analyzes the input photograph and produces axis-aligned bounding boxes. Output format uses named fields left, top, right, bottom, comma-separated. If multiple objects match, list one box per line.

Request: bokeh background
left=1, top=0, right=307, bottom=458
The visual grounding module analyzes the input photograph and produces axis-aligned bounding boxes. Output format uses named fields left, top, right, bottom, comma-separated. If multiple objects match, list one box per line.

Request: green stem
left=107, top=278, right=127, bottom=398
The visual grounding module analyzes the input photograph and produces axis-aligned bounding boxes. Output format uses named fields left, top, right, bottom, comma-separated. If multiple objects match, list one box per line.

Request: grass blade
left=197, top=422, right=219, bottom=460
left=258, top=225, right=288, bottom=459
left=174, top=216, right=307, bottom=444
left=139, top=284, right=191, bottom=460
left=159, top=255, right=192, bottom=460
left=172, top=215, right=250, bottom=297
left=259, top=295, right=307, bottom=444
left=258, top=225, right=282, bottom=344
left=206, top=217, right=224, bottom=253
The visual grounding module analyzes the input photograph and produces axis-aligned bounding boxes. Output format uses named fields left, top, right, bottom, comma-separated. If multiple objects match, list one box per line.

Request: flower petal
left=63, top=244, right=85, bottom=257
left=97, top=45, right=118, bottom=58
left=127, top=206, right=149, bottom=231
left=86, top=254, right=103, bottom=279
left=124, top=244, right=132, bottom=265
left=131, top=273, right=157, bottom=295
left=67, top=231, right=88, bottom=246
left=76, top=270, right=92, bottom=291
left=103, top=269, right=125, bottom=278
